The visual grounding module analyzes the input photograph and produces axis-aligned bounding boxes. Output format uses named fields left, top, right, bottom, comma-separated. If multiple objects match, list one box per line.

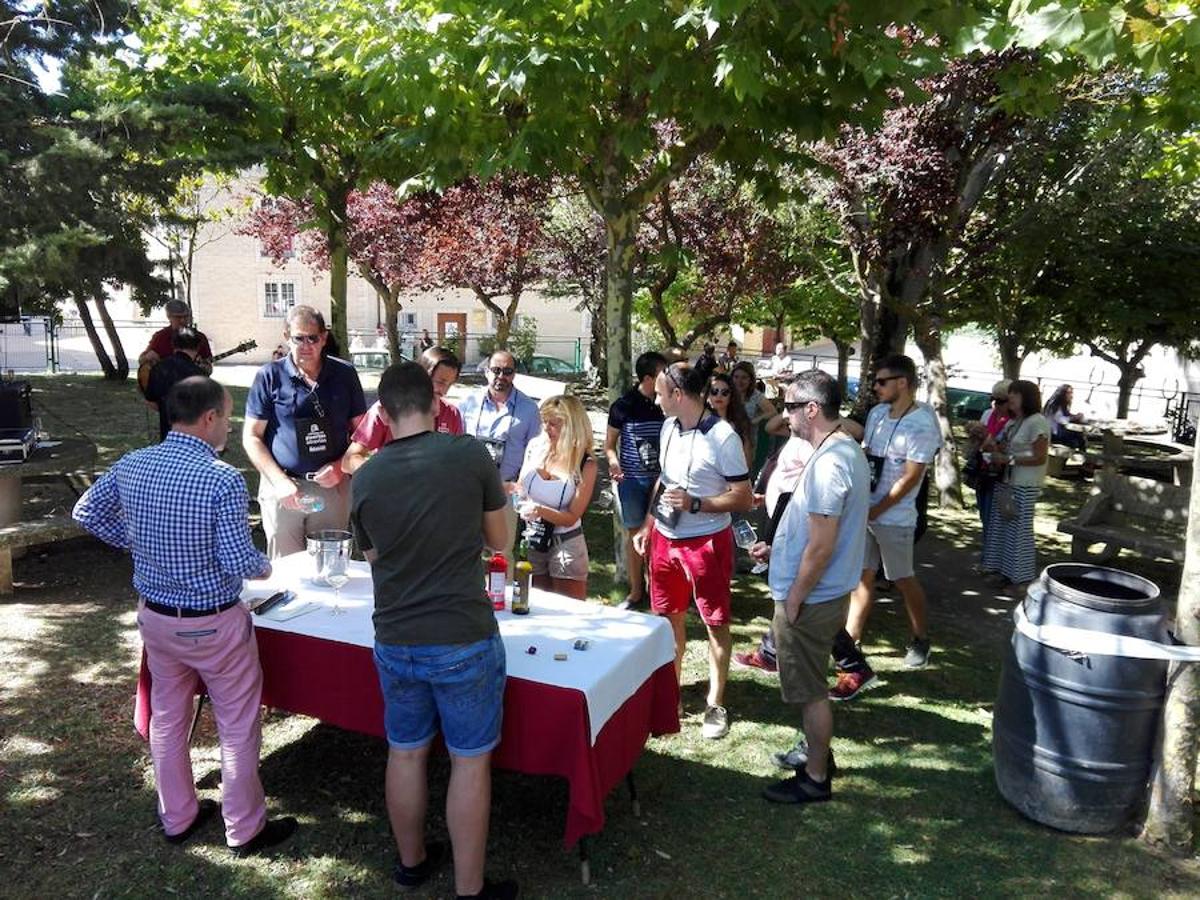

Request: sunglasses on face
left=784, top=398, right=818, bottom=412
left=289, top=333, right=322, bottom=345
left=490, top=366, right=516, bottom=377
left=709, top=387, right=731, bottom=397
left=873, top=374, right=903, bottom=387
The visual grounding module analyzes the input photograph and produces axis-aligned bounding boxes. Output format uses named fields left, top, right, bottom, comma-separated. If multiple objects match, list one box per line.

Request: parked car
left=351, top=349, right=410, bottom=370
left=474, top=355, right=582, bottom=376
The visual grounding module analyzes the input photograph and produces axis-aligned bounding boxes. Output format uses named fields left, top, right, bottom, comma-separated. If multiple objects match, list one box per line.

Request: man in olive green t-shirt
left=350, top=362, right=515, bottom=900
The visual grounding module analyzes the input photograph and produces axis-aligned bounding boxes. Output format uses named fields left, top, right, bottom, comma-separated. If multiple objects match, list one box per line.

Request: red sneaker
left=733, top=649, right=778, bottom=674
left=828, top=668, right=878, bottom=702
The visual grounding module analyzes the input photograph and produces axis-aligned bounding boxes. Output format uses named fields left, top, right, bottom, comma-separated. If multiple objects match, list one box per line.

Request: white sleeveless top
left=521, top=467, right=581, bottom=531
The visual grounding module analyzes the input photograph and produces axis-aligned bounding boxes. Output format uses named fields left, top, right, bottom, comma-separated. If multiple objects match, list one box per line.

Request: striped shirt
left=608, top=387, right=664, bottom=479
left=73, top=431, right=270, bottom=609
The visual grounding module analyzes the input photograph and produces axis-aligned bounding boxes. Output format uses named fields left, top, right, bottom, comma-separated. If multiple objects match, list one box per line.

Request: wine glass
left=733, top=519, right=768, bottom=574
left=327, top=571, right=350, bottom=616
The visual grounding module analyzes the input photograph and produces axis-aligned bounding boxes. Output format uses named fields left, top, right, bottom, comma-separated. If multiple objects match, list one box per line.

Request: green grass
left=1, top=374, right=1196, bottom=898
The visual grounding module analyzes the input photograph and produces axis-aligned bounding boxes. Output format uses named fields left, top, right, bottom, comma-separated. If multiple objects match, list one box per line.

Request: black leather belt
left=552, top=527, right=583, bottom=543
left=142, top=597, right=241, bottom=618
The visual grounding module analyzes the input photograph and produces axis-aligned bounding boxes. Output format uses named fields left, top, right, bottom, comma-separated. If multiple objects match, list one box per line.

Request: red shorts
left=648, top=526, right=734, bottom=627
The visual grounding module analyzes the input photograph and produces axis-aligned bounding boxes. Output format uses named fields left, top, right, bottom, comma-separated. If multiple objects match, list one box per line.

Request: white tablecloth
left=242, top=553, right=677, bottom=743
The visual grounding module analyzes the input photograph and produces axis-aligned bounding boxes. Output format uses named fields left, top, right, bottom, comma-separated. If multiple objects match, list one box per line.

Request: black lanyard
left=868, top=402, right=914, bottom=459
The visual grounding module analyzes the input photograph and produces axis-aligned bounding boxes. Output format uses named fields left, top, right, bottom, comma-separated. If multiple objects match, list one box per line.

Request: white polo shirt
left=654, top=414, right=749, bottom=540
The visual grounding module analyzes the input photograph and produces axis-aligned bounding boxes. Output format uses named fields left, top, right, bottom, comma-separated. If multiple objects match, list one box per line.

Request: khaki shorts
left=773, top=595, right=850, bottom=705
left=526, top=531, right=589, bottom=581
left=864, top=523, right=915, bottom=580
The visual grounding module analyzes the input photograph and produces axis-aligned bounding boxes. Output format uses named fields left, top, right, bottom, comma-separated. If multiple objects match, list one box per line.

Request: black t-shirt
left=351, top=431, right=507, bottom=646
left=145, top=353, right=205, bottom=440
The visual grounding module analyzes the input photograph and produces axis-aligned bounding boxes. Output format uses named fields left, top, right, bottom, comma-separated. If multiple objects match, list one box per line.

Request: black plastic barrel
left=993, top=563, right=1168, bottom=834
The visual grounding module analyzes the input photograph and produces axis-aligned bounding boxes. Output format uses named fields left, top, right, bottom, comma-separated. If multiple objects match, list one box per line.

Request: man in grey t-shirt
left=751, top=373, right=870, bottom=804
left=831, top=353, right=941, bottom=702
left=351, top=362, right=516, bottom=899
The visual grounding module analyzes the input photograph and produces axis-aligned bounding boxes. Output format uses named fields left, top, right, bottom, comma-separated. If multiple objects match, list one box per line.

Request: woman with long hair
left=730, top=360, right=777, bottom=465
left=981, top=380, right=1051, bottom=596
left=515, top=395, right=597, bottom=600
left=706, top=372, right=754, bottom=467
left=1043, top=383, right=1086, bottom=451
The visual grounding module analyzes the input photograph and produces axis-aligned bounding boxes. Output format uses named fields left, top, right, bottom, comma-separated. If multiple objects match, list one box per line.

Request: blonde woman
left=516, top=395, right=598, bottom=600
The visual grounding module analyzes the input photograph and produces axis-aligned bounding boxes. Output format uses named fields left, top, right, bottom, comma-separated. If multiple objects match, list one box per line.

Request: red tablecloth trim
left=134, top=630, right=679, bottom=848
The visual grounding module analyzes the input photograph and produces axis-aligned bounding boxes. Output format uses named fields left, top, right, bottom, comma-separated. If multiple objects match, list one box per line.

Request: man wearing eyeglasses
left=829, top=353, right=941, bottom=701
left=458, top=349, right=541, bottom=573
left=633, top=362, right=753, bottom=740
left=749, top=372, right=870, bottom=804
left=243, top=305, right=367, bottom=557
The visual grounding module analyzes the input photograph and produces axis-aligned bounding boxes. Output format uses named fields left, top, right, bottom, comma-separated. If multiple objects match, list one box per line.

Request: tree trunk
left=1115, top=362, right=1141, bottom=419
left=93, top=291, right=129, bottom=381
left=913, top=313, right=962, bottom=509
left=602, top=205, right=638, bottom=404
left=328, top=231, right=350, bottom=357
left=997, top=334, right=1024, bottom=382
left=384, top=291, right=402, bottom=364
left=1140, top=423, right=1200, bottom=852
left=834, top=339, right=851, bottom=399
left=74, top=293, right=116, bottom=379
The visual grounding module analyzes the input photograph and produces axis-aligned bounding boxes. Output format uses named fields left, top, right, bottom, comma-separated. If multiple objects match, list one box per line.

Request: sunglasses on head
left=873, top=374, right=903, bottom=387
left=289, top=333, right=322, bottom=345
left=490, top=366, right=516, bottom=377
left=708, top=386, right=730, bottom=397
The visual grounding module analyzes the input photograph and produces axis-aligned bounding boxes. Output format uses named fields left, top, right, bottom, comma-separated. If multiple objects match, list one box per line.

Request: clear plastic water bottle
left=296, top=494, right=325, bottom=514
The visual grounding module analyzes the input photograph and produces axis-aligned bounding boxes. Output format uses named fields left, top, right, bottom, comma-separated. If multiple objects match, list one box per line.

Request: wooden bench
left=1046, top=445, right=1084, bottom=479
left=1057, top=472, right=1188, bottom=565
left=0, top=515, right=87, bottom=592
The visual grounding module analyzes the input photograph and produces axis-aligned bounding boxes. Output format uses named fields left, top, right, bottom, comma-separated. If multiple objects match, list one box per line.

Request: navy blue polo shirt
left=245, top=354, right=367, bottom=475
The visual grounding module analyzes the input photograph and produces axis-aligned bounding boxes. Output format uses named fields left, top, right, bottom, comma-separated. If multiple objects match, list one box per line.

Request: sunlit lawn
left=1, top=373, right=1195, bottom=897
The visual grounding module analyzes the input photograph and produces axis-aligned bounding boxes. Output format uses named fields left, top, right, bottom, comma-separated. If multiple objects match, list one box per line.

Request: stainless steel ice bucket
left=306, top=529, right=352, bottom=585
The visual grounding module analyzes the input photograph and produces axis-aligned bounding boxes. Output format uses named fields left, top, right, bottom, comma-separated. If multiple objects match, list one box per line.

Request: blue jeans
left=617, top=475, right=657, bottom=529
left=374, top=633, right=506, bottom=757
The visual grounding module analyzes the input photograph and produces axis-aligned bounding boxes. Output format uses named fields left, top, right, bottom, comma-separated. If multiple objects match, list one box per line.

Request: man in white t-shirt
left=633, top=363, right=753, bottom=740
left=830, top=354, right=942, bottom=701
left=751, top=372, right=870, bottom=804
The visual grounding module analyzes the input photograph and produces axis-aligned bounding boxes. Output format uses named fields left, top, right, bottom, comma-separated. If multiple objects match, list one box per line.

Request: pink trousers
left=137, top=601, right=267, bottom=846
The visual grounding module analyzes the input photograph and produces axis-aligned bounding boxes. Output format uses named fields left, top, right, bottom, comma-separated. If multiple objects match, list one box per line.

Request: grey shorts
left=864, top=523, right=915, bottom=580
left=526, top=531, right=589, bottom=581
left=773, top=596, right=850, bottom=705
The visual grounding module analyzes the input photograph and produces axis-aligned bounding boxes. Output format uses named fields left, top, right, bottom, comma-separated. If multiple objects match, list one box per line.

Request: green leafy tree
left=111, top=0, right=476, bottom=353
left=431, top=0, right=996, bottom=401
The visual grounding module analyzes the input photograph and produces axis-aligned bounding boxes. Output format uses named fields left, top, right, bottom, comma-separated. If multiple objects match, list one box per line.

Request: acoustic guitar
left=137, top=339, right=258, bottom=395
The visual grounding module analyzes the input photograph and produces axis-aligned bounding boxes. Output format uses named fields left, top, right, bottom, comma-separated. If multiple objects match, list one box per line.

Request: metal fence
left=348, top=329, right=586, bottom=371
left=0, top=317, right=162, bottom=374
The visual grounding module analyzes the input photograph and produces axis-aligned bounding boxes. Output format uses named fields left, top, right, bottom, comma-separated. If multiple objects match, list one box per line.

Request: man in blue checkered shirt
left=73, top=376, right=297, bottom=857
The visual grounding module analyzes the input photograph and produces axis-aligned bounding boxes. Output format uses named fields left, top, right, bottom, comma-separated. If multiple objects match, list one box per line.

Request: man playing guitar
left=139, top=299, right=214, bottom=376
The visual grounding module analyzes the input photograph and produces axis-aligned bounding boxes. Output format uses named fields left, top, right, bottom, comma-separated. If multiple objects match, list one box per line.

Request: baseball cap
left=991, top=379, right=1012, bottom=400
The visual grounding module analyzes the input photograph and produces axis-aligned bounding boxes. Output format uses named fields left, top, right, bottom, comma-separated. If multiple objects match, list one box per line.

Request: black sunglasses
left=289, top=333, right=322, bottom=345
left=783, top=398, right=816, bottom=412
left=489, top=366, right=516, bottom=377
left=708, top=387, right=731, bottom=397
left=873, top=374, right=903, bottom=387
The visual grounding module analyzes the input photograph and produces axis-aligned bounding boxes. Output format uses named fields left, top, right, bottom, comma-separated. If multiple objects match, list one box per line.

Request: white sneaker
left=701, top=705, right=729, bottom=740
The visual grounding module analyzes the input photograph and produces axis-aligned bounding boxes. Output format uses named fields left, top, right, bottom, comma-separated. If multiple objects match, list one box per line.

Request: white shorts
left=864, top=523, right=915, bottom=581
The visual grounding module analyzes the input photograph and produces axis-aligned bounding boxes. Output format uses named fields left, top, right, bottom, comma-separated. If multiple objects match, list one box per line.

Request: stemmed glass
left=733, top=519, right=768, bottom=574
left=327, top=570, right=350, bottom=616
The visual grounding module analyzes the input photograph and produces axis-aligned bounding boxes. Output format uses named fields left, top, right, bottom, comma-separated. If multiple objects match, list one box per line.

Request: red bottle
left=487, top=553, right=508, bottom=611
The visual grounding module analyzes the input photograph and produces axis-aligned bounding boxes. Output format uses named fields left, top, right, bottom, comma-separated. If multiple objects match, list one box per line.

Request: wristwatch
left=689, top=495, right=703, bottom=514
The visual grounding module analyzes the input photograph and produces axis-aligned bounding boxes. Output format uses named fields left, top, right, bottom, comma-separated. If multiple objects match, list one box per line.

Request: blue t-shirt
left=863, top=401, right=941, bottom=528
left=458, top=386, right=542, bottom=482
left=768, top=436, right=870, bottom=605
left=608, top=386, right=664, bottom=480
left=245, top=354, right=367, bottom=474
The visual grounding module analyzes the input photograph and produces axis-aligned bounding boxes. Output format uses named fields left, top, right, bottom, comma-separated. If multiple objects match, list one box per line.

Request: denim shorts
left=617, top=475, right=658, bottom=529
left=373, top=633, right=506, bottom=757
